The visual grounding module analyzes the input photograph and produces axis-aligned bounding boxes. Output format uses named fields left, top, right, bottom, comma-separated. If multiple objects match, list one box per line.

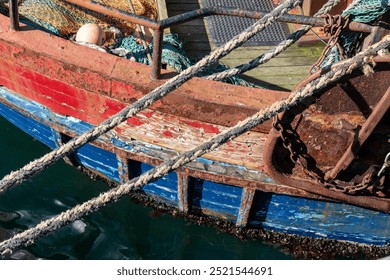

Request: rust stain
left=304, top=112, right=366, bottom=130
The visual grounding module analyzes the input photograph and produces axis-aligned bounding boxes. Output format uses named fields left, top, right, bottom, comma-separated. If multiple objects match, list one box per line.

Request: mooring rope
left=206, top=0, right=341, bottom=81
left=0, top=0, right=301, bottom=192
left=1, top=35, right=389, bottom=256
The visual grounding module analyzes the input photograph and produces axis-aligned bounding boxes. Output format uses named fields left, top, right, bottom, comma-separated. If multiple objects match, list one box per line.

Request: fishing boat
left=0, top=0, right=389, bottom=256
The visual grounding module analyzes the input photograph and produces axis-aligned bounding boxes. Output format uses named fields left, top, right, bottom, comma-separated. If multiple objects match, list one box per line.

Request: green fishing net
left=119, top=34, right=259, bottom=87
left=321, top=0, right=390, bottom=68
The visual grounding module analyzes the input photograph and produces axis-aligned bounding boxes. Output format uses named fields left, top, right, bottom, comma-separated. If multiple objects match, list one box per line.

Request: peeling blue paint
left=196, top=157, right=214, bottom=165
left=55, top=115, right=93, bottom=135
left=249, top=192, right=390, bottom=245
left=219, top=161, right=248, bottom=171
left=0, top=103, right=56, bottom=149
left=189, top=177, right=242, bottom=220
left=110, top=138, right=135, bottom=152
left=142, top=142, right=164, bottom=151
left=75, top=144, right=120, bottom=182
left=135, top=162, right=178, bottom=205
left=264, top=177, right=275, bottom=183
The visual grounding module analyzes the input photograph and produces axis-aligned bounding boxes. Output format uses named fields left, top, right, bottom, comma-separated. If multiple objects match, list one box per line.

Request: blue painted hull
left=1, top=87, right=389, bottom=246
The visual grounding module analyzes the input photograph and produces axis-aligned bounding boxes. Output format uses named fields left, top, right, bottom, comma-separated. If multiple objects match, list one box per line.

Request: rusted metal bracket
left=151, top=28, right=163, bottom=80
left=264, top=57, right=390, bottom=212
left=126, top=0, right=153, bottom=67
left=362, top=26, right=390, bottom=50
left=326, top=86, right=390, bottom=181
left=62, top=0, right=374, bottom=32
left=325, top=87, right=390, bottom=180
left=9, top=0, right=19, bottom=31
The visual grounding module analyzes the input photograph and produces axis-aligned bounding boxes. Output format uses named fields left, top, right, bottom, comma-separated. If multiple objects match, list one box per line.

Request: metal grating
left=201, top=0, right=290, bottom=46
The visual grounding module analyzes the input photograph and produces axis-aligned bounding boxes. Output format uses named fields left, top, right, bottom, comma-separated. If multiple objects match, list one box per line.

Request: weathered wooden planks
left=2, top=95, right=390, bottom=245
left=164, top=0, right=323, bottom=90
left=165, top=0, right=211, bottom=59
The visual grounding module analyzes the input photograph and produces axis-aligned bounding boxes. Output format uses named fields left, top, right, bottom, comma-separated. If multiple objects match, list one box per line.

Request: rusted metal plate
left=327, top=87, right=390, bottom=180
left=300, top=60, right=389, bottom=170
left=264, top=58, right=390, bottom=212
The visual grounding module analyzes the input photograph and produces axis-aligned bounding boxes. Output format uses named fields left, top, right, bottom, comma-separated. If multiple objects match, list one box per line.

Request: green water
left=0, top=116, right=292, bottom=260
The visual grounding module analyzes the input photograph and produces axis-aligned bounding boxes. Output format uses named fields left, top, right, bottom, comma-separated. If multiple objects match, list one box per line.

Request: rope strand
left=1, top=35, right=389, bottom=256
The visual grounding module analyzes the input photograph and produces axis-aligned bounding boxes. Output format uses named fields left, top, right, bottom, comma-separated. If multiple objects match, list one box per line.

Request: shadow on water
left=0, top=116, right=292, bottom=260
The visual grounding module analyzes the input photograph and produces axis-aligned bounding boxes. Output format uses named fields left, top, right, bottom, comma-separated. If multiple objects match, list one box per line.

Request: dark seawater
left=0, top=116, right=292, bottom=260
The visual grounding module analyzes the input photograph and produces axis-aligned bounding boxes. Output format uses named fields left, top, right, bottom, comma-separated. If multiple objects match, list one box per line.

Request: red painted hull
left=0, top=14, right=289, bottom=170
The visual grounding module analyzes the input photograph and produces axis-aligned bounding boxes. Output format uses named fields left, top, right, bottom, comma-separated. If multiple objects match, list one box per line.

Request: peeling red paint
left=163, top=130, right=173, bottom=138
left=141, top=111, right=154, bottom=118
left=0, top=15, right=287, bottom=135
left=70, top=68, right=111, bottom=96
left=186, top=120, right=220, bottom=134
left=111, top=80, right=142, bottom=100
left=153, top=100, right=163, bottom=107
left=127, top=116, right=144, bottom=126
left=114, top=127, right=123, bottom=134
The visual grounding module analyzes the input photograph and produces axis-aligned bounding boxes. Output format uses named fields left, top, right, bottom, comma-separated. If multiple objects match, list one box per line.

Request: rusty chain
left=272, top=115, right=325, bottom=182
left=311, top=14, right=351, bottom=73
left=272, top=116, right=388, bottom=196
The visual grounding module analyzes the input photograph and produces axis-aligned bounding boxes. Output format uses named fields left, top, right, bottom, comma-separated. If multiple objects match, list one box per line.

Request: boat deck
left=163, top=0, right=324, bottom=91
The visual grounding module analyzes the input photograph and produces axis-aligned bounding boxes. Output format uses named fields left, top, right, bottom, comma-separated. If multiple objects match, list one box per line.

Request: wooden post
left=236, top=188, right=256, bottom=228
left=177, top=173, right=190, bottom=213
left=9, top=0, right=20, bottom=31
left=151, top=28, right=163, bottom=80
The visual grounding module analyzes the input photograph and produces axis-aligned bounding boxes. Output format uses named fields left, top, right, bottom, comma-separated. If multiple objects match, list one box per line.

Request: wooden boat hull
left=1, top=87, right=390, bottom=245
left=0, top=14, right=389, bottom=246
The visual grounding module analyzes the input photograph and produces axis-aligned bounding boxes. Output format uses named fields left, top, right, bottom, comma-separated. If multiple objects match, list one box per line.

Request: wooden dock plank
left=222, top=54, right=321, bottom=67
left=163, top=0, right=322, bottom=90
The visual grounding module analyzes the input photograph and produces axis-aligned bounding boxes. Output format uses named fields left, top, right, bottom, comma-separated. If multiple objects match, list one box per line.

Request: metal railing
left=8, top=0, right=373, bottom=79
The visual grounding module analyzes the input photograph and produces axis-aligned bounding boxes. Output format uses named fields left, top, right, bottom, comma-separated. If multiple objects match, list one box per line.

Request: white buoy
left=75, top=23, right=105, bottom=45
